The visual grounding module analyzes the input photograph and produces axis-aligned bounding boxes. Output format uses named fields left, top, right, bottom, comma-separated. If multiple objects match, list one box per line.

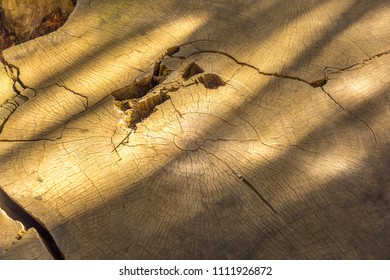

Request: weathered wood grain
left=0, top=0, right=389, bottom=259
left=0, top=208, right=23, bottom=253
left=0, top=227, right=53, bottom=260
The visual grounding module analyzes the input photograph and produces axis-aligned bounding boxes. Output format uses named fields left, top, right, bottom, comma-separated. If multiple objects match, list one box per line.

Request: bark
left=0, top=0, right=74, bottom=42
left=0, top=0, right=390, bottom=259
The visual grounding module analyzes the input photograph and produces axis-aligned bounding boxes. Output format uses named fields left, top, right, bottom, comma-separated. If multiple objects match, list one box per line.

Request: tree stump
left=0, top=0, right=389, bottom=259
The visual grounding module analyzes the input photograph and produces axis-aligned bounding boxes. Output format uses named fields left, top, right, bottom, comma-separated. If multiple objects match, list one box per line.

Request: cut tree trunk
left=0, top=0, right=389, bottom=259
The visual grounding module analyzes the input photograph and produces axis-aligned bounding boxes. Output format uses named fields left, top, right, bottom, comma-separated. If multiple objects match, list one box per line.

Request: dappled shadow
left=1, top=0, right=390, bottom=259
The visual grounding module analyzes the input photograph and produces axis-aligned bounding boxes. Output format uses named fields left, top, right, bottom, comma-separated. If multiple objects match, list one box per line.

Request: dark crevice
left=151, top=46, right=181, bottom=85
left=112, top=76, right=154, bottom=101
left=112, top=46, right=180, bottom=102
left=182, top=62, right=204, bottom=80
left=112, top=75, right=170, bottom=130
left=309, top=78, right=327, bottom=88
left=0, top=187, right=65, bottom=260
left=320, top=87, right=377, bottom=144
left=112, top=46, right=183, bottom=130
left=166, top=45, right=181, bottom=57
left=112, top=45, right=230, bottom=131
left=199, top=73, right=226, bottom=89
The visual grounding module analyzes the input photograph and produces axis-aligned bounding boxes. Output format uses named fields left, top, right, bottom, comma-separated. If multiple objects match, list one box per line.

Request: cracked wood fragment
left=0, top=228, right=54, bottom=260
left=0, top=0, right=390, bottom=260
left=0, top=207, right=24, bottom=253
left=0, top=187, right=64, bottom=259
left=0, top=207, right=53, bottom=260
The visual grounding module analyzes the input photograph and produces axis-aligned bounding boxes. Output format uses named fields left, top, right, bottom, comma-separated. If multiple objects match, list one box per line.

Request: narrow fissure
left=55, top=83, right=89, bottom=107
left=320, top=87, right=377, bottom=144
left=178, top=48, right=390, bottom=88
left=0, top=187, right=65, bottom=260
left=324, top=49, right=390, bottom=77
left=200, top=147, right=277, bottom=214
left=178, top=49, right=327, bottom=88
left=233, top=172, right=277, bottom=214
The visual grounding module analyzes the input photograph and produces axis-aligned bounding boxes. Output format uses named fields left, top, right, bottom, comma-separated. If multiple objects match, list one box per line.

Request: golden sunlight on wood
left=0, top=0, right=389, bottom=260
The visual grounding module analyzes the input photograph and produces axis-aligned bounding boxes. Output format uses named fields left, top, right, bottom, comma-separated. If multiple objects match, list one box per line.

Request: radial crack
left=320, top=87, right=377, bottom=144
left=55, top=83, right=89, bottom=108
left=232, top=171, right=277, bottom=214
left=1, top=58, right=34, bottom=94
left=200, top=148, right=277, bottom=214
left=0, top=187, right=65, bottom=260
